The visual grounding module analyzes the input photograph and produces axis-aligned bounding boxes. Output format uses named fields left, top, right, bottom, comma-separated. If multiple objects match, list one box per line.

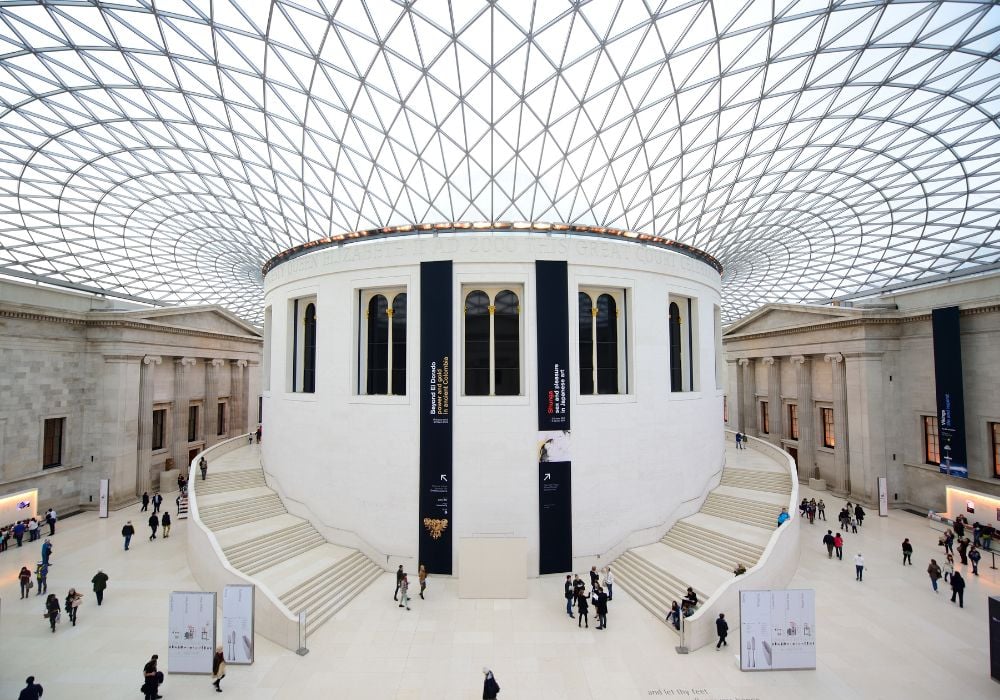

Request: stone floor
left=1, top=477, right=997, bottom=699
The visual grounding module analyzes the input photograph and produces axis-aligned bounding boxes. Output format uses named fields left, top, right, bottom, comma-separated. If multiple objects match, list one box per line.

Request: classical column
left=825, top=353, right=850, bottom=495
left=136, top=355, right=162, bottom=496
left=172, top=357, right=196, bottom=474
left=789, top=355, right=816, bottom=479
left=762, top=356, right=782, bottom=445
left=230, top=360, right=248, bottom=435
left=738, top=358, right=757, bottom=435
left=204, top=358, right=226, bottom=447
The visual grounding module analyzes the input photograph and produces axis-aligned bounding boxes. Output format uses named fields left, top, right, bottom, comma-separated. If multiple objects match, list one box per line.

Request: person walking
left=142, top=655, right=162, bottom=700
left=398, top=573, right=410, bottom=610
left=849, top=514, right=858, bottom=534
left=823, top=530, right=835, bottom=558
left=902, top=538, right=913, bottom=565
left=418, top=563, right=427, bottom=599
left=45, top=508, right=57, bottom=535
left=122, top=521, right=135, bottom=550
left=604, top=566, right=614, bottom=601
left=834, top=532, right=844, bottom=560
left=152, top=492, right=163, bottom=514
left=35, top=562, right=48, bottom=595
left=41, top=538, right=52, bottom=567
left=854, top=504, right=865, bottom=528
left=200, top=455, right=208, bottom=480
left=950, top=569, right=966, bottom=608
left=19, top=565, right=33, bottom=598
left=92, top=570, right=108, bottom=605
left=576, top=587, right=589, bottom=628
left=44, top=593, right=60, bottom=633
left=18, top=676, right=44, bottom=700
left=715, top=613, right=729, bottom=649
left=854, top=553, right=865, bottom=581
left=817, top=499, right=826, bottom=521
left=211, top=646, right=226, bottom=692
left=735, top=432, right=742, bottom=449
left=482, top=668, right=500, bottom=700
left=148, top=513, right=159, bottom=540
left=970, top=546, right=981, bottom=575
left=927, top=559, right=942, bottom=592
left=161, top=511, right=171, bottom=538
left=140, top=491, right=150, bottom=512
left=393, top=565, right=404, bottom=601
left=65, top=588, right=83, bottom=626
left=943, top=553, right=955, bottom=583
left=564, top=575, right=574, bottom=617
left=595, top=586, right=609, bottom=630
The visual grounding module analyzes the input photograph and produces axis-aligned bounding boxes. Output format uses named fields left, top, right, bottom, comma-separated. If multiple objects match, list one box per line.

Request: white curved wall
left=262, top=232, right=723, bottom=575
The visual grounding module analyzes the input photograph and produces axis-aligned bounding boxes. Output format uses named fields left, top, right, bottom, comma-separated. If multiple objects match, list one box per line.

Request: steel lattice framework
left=0, top=0, right=997, bottom=323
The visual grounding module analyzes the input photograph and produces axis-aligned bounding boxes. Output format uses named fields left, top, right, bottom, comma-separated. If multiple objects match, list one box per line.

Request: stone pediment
left=725, top=304, right=860, bottom=337
left=123, top=306, right=260, bottom=337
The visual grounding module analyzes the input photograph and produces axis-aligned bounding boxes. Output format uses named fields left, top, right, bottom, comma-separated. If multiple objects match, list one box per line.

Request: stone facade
left=0, top=279, right=262, bottom=513
left=723, top=274, right=1000, bottom=513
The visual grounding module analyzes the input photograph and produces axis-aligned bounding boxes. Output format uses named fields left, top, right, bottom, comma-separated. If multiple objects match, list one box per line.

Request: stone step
left=281, top=551, right=371, bottom=612
left=224, top=523, right=307, bottom=558
left=225, top=525, right=326, bottom=571
left=702, top=493, right=781, bottom=529
left=237, top=533, right=328, bottom=576
left=670, top=520, right=765, bottom=559
left=720, top=469, right=792, bottom=494
left=661, top=526, right=762, bottom=571
left=305, top=562, right=384, bottom=634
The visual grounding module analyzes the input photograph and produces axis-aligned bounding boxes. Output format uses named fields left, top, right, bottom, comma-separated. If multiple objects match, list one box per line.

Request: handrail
left=184, top=434, right=302, bottom=651
left=677, top=430, right=801, bottom=651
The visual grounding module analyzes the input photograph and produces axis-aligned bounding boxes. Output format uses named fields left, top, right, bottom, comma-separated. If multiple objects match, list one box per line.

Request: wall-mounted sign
left=167, top=591, right=216, bottom=674
left=739, top=589, right=816, bottom=671
left=99, top=479, right=109, bottom=518
left=0, top=489, right=38, bottom=525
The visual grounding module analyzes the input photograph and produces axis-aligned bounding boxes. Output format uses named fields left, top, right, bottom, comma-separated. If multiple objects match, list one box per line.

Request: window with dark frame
left=152, top=409, right=166, bottom=451
left=363, top=291, right=407, bottom=396
left=723, top=396, right=728, bottom=422
left=579, top=289, right=624, bottom=395
left=188, top=405, right=199, bottom=442
left=821, top=407, right=835, bottom=448
left=302, top=302, right=317, bottom=393
left=42, top=417, right=64, bottom=469
left=761, top=401, right=769, bottom=434
left=992, top=422, right=1000, bottom=478
left=923, top=415, right=940, bottom=465
left=217, top=402, right=226, bottom=436
left=668, top=302, right=682, bottom=391
left=788, top=404, right=799, bottom=440
left=464, top=288, right=520, bottom=396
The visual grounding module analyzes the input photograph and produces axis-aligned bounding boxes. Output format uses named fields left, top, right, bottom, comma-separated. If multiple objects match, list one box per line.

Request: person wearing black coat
left=595, top=587, right=609, bottom=629
left=140, top=491, right=149, bottom=512
left=148, top=513, right=159, bottom=540
left=482, top=668, right=500, bottom=700
left=715, top=613, right=729, bottom=649
left=564, top=575, right=573, bottom=617
left=142, top=655, right=162, bottom=700
left=902, top=538, right=913, bottom=565
left=950, top=570, right=966, bottom=608
left=18, top=676, right=43, bottom=700
left=854, top=504, right=865, bottom=527
left=576, top=589, right=589, bottom=628
left=161, top=511, right=171, bottom=538
left=122, top=521, right=135, bottom=550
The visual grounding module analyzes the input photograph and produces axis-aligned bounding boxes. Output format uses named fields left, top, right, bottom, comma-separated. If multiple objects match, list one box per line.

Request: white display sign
left=99, top=479, right=109, bottom=518
left=167, top=591, right=216, bottom=674
left=0, top=488, right=37, bottom=525
left=739, top=589, right=816, bottom=671
left=222, top=585, right=255, bottom=664
left=877, top=477, right=888, bottom=517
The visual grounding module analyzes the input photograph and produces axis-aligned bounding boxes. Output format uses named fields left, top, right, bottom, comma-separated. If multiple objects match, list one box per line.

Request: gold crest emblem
left=423, top=518, right=449, bottom=540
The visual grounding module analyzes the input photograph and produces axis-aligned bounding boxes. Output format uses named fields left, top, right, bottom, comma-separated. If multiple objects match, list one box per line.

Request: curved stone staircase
left=613, top=445, right=793, bottom=633
left=194, top=453, right=382, bottom=637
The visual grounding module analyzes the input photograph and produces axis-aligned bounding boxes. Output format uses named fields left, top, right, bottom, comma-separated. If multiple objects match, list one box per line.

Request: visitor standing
left=576, top=587, right=589, bottom=628
left=35, top=562, right=48, bottom=595
left=834, top=532, right=844, bottom=560
left=950, top=570, right=966, bottom=608
left=595, top=586, right=608, bottom=630
left=902, top=538, right=913, bottom=565
left=13, top=519, right=25, bottom=546
left=393, top=564, right=404, bottom=601
left=45, top=508, right=57, bottom=535
left=148, top=513, right=159, bottom=540
left=823, top=530, right=835, bottom=558
left=212, top=646, right=226, bottom=692
left=64, top=588, right=83, bottom=626
left=152, top=492, right=163, bottom=514
left=943, top=529, right=955, bottom=554
left=41, top=539, right=52, bottom=567
left=604, top=566, right=614, bottom=600
left=122, top=521, right=135, bottom=550
left=19, top=565, right=32, bottom=598
left=398, top=573, right=410, bottom=610
left=140, top=491, right=149, bottom=512
left=200, top=456, right=208, bottom=480
left=854, top=553, right=865, bottom=581
left=564, top=575, right=574, bottom=617
left=943, top=554, right=955, bottom=582
left=92, top=570, right=108, bottom=605
left=418, top=563, right=427, bottom=599
left=161, top=511, right=171, bottom=538
left=18, top=676, right=44, bottom=700
left=715, top=613, right=729, bottom=649
left=957, top=536, right=970, bottom=565
left=735, top=432, right=742, bottom=449
left=590, top=565, right=599, bottom=589
left=927, top=559, right=942, bottom=592
left=28, top=518, right=38, bottom=541
left=970, top=546, right=981, bottom=575
left=142, top=655, right=162, bottom=700
left=817, top=499, right=826, bottom=521
left=482, top=668, right=500, bottom=700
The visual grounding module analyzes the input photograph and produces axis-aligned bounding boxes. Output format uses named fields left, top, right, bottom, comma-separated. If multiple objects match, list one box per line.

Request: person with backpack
left=482, top=667, right=500, bottom=699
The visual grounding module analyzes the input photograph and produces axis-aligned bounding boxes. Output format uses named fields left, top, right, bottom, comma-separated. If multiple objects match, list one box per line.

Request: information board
left=167, top=591, right=216, bottom=674
left=739, top=589, right=816, bottom=671
left=221, top=585, right=254, bottom=664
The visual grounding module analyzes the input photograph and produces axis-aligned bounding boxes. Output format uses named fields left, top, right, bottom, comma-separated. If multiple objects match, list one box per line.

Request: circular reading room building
left=260, top=223, right=725, bottom=578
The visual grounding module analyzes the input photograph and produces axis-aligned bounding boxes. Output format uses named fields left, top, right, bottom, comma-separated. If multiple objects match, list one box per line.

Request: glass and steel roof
left=0, top=0, right=997, bottom=323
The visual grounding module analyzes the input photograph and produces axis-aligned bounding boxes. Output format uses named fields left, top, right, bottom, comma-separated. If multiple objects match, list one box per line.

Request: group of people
left=925, top=513, right=989, bottom=609
left=393, top=564, right=428, bottom=609
left=733, top=432, right=748, bottom=449
left=798, top=498, right=826, bottom=524
left=838, top=502, right=865, bottom=533
left=0, top=508, right=58, bottom=551
left=564, top=566, right=614, bottom=630
left=26, top=567, right=108, bottom=632
left=666, top=586, right=700, bottom=629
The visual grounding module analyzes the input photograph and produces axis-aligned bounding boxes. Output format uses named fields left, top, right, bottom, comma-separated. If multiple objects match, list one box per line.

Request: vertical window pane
left=761, top=401, right=769, bottom=434
left=669, top=302, right=682, bottom=391
left=789, top=404, right=799, bottom=440
left=596, top=294, right=618, bottom=394
left=822, top=408, right=835, bottom=448
left=303, top=303, right=317, bottom=393
left=992, top=423, right=1000, bottom=478
left=43, top=418, right=64, bottom=468
left=391, top=293, right=407, bottom=396
left=217, top=403, right=226, bottom=436
left=578, top=293, right=593, bottom=395
left=465, top=291, right=490, bottom=395
left=152, top=410, right=165, bottom=451
left=367, top=295, right=389, bottom=394
left=188, top=405, right=198, bottom=442
left=493, top=290, right=519, bottom=396
left=924, top=416, right=940, bottom=465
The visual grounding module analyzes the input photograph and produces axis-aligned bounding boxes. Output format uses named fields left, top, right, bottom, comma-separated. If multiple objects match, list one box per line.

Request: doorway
left=786, top=446, right=798, bottom=467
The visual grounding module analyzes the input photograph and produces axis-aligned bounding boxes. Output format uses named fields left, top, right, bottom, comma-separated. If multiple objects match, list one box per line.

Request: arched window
left=302, top=302, right=316, bottom=393
left=465, top=290, right=490, bottom=395
left=493, top=290, right=520, bottom=396
left=579, top=288, right=627, bottom=395
left=366, top=295, right=389, bottom=394
left=390, top=293, right=407, bottom=395
left=669, top=302, right=682, bottom=391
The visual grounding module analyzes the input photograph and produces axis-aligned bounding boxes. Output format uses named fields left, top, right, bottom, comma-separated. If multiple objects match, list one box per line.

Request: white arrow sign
left=544, top=473, right=551, bottom=481
left=440, top=474, right=448, bottom=482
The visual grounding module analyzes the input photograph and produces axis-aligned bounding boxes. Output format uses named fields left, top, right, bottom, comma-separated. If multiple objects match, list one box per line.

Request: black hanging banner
left=535, top=260, right=573, bottom=574
left=419, top=260, right=453, bottom=573
left=931, top=306, right=968, bottom=478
